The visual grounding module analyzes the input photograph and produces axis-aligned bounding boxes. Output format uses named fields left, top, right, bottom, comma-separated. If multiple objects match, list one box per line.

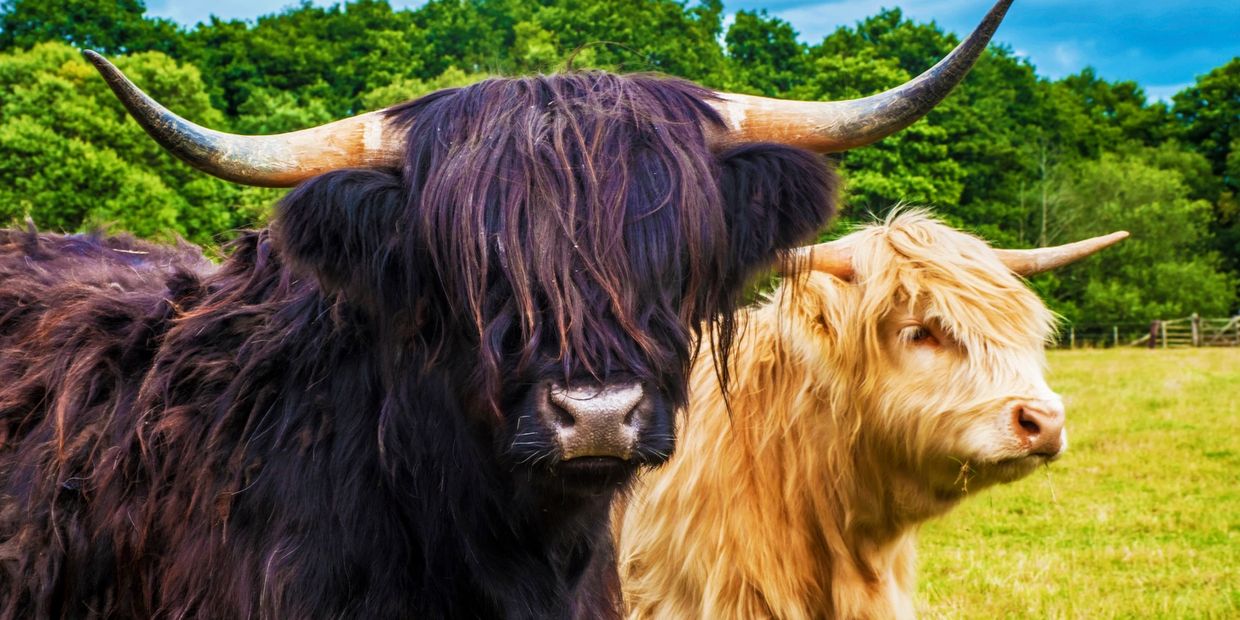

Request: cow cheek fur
left=617, top=274, right=923, bottom=620
left=869, top=344, right=1057, bottom=497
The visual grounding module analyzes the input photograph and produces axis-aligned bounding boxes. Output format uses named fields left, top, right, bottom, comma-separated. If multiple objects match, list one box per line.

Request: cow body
left=0, top=73, right=837, bottom=618
left=0, top=230, right=602, bottom=617
left=617, top=212, right=1063, bottom=619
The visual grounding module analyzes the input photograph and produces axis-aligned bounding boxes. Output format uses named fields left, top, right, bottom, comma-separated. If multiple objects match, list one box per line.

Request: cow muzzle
left=541, top=382, right=652, bottom=461
left=1009, top=398, right=1066, bottom=458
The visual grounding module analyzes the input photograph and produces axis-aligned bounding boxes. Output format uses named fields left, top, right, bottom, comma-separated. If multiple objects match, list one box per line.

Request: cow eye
left=901, top=325, right=938, bottom=346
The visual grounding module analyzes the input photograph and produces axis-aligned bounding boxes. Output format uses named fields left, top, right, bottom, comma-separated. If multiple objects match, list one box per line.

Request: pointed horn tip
left=710, top=0, right=1014, bottom=150
left=81, top=50, right=120, bottom=80
left=1089, top=230, right=1130, bottom=250
left=81, top=49, right=107, bottom=66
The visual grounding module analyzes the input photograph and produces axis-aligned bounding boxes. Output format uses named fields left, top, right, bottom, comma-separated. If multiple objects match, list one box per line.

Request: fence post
left=1149, top=321, right=1158, bottom=349
left=1160, top=320, right=1167, bottom=349
left=1069, top=326, right=1075, bottom=349
left=1191, top=313, right=1200, bottom=347
left=1113, top=325, right=1119, bottom=348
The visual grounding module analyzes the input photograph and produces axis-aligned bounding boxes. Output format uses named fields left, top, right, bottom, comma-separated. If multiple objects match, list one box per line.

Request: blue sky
left=145, top=0, right=1239, bottom=102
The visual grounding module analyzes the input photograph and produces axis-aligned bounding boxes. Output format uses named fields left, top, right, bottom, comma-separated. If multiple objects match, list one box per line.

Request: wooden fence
left=1052, top=315, right=1240, bottom=349
left=1127, top=314, right=1240, bottom=348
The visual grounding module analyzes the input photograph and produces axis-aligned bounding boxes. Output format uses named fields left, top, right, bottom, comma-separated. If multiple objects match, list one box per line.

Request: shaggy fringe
left=379, top=72, right=836, bottom=410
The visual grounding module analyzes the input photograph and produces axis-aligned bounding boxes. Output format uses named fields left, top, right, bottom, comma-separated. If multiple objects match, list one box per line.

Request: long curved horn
left=994, top=231, right=1129, bottom=276
left=86, top=1, right=1008, bottom=185
left=789, top=230, right=1128, bottom=280
left=709, top=0, right=1013, bottom=151
left=83, top=51, right=404, bottom=187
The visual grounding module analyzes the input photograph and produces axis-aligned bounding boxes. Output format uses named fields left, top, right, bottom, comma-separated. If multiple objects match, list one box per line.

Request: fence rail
left=1060, top=314, right=1240, bottom=349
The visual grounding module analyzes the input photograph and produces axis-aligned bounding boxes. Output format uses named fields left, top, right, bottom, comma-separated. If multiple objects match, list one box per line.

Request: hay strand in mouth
left=951, top=457, right=975, bottom=495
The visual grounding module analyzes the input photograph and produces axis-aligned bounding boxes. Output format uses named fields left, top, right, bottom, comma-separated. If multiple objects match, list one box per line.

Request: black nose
left=542, top=382, right=651, bottom=460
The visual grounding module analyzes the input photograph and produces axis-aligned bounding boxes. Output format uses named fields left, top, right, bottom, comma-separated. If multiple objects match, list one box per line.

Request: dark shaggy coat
left=0, top=72, right=837, bottom=618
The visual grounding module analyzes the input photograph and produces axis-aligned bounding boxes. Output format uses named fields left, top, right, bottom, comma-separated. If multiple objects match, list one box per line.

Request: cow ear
left=272, top=169, right=405, bottom=297
left=716, top=144, right=839, bottom=276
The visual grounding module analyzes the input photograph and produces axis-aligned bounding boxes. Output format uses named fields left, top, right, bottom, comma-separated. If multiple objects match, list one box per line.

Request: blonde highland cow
left=616, top=211, right=1125, bottom=619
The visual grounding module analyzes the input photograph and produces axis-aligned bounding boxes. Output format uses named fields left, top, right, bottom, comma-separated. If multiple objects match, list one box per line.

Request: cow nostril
left=623, top=402, right=641, bottom=425
left=1017, top=411, right=1040, bottom=435
left=1011, top=401, right=1065, bottom=456
left=1012, top=406, right=1045, bottom=441
left=552, top=404, right=575, bottom=428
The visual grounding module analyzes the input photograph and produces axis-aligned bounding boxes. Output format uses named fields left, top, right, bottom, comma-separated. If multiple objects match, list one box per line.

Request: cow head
left=83, top=1, right=1014, bottom=494
left=783, top=211, right=1125, bottom=513
left=263, top=76, right=839, bottom=493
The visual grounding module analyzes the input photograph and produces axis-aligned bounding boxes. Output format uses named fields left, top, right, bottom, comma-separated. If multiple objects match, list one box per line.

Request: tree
left=1173, top=58, right=1240, bottom=293
left=498, top=0, right=728, bottom=81
left=1057, top=69, right=1176, bottom=148
left=1038, top=151, right=1236, bottom=322
left=0, top=43, right=276, bottom=244
left=359, top=66, right=487, bottom=110
left=184, top=0, right=427, bottom=118
left=796, top=10, right=1019, bottom=230
left=724, top=11, right=805, bottom=96
left=0, top=0, right=1232, bottom=320
left=0, top=0, right=181, bottom=55
left=1175, top=59, right=1240, bottom=193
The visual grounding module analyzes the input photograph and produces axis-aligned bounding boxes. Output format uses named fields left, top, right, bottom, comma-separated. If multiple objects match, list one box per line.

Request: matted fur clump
left=617, top=211, right=1060, bottom=619
left=0, top=71, right=836, bottom=618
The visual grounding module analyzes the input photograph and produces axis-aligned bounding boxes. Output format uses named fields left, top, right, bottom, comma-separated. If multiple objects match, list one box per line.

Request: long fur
left=0, top=72, right=837, bottom=618
left=617, top=211, right=1058, bottom=619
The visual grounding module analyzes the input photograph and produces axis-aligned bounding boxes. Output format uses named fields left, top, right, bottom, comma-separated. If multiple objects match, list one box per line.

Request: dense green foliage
left=0, top=0, right=1235, bottom=320
left=0, top=42, right=279, bottom=243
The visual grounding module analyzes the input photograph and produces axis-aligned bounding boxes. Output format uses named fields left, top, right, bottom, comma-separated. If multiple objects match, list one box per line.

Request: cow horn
left=83, top=50, right=404, bottom=188
left=86, top=0, right=1009, bottom=186
left=994, top=231, right=1129, bottom=276
left=789, top=230, right=1129, bottom=281
left=708, top=0, right=1013, bottom=151
left=790, top=239, right=855, bottom=280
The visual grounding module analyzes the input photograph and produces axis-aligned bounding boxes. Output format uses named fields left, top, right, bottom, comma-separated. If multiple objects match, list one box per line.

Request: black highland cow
left=0, top=2, right=1009, bottom=617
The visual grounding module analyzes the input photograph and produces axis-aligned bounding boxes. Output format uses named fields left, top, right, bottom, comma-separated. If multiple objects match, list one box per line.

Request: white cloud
left=1143, top=83, right=1189, bottom=103
left=1050, top=42, right=1082, bottom=71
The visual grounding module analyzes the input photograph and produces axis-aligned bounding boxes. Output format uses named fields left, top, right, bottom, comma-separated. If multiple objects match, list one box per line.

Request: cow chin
left=974, top=453, right=1051, bottom=483
left=941, top=440, right=1063, bottom=495
left=927, top=431, right=1064, bottom=501
left=502, top=380, right=676, bottom=496
left=921, top=453, right=1040, bottom=506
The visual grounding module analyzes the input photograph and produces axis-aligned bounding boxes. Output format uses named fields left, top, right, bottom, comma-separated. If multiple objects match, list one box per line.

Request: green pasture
left=919, top=348, right=1240, bottom=619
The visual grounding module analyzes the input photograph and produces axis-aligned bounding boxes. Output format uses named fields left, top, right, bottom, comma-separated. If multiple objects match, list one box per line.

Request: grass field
left=917, top=348, right=1240, bottom=619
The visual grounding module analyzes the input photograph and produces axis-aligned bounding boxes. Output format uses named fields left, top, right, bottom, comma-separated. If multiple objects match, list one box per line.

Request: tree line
left=0, top=0, right=1236, bottom=322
